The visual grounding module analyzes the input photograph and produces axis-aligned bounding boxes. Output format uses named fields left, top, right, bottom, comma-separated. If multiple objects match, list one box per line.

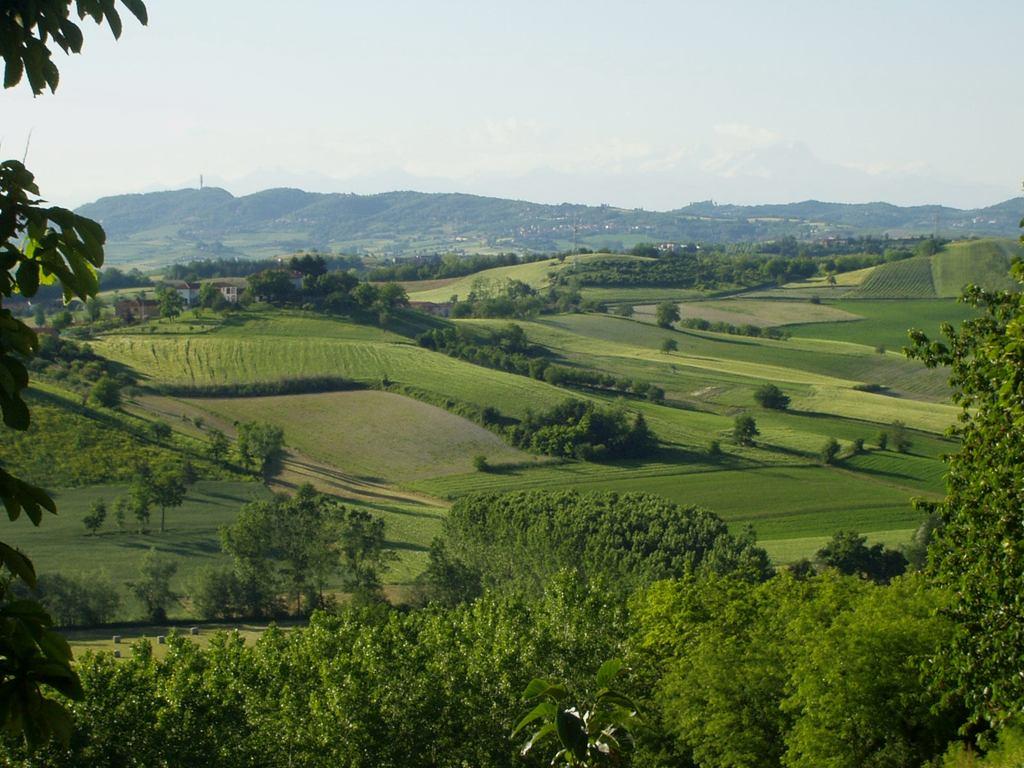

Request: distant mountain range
left=76, top=187, right=1024, bottom=266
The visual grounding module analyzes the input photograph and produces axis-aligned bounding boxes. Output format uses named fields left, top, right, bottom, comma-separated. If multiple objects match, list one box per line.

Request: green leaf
left=3, top=56, right=24, bottom=89
left=15, top=261, right=39, bottom=297
left=519, top=722, right=556, bottom=756
left=120, top=0, right=149, bottom=25
left=512, top=700, right=556, bottom=736
left=0, top=543, right=36, bottom=587
left=596, top=658, right=623, bottom=688
left=596, top=689, right=638, bottom=712
left=556, top=710, right=588, bottom=762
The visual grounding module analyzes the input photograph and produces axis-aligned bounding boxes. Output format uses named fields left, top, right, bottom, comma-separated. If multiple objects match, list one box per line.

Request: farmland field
left=786, top=298, right=977, bottom=350
left=633, top=298, right=861, bottom=328
left=43, top=269, right=982, bottom=599
left=403, top=253, right=651, bottom=302
left=847, top=256, right=936, bottom=298
left=930, top=238, right=1020, bottom=296
left=185, top=390, right=537, bottom=483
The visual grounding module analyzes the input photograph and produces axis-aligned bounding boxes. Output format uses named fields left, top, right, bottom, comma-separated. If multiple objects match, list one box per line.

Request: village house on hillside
left=115, top=298, right=161, bottom=323
left=208, top=278, right=246, bottom=303
left=162, top=279, right=200, bottom=306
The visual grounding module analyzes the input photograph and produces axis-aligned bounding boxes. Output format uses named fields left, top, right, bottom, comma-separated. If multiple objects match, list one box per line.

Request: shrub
left=753, top=383, right=790, bottom=410
left=707, top=439, right=722, bottom=456
left=655, top=301, right=681, bottom=328
left=732, top=415, right=759, bottom=446
left=21, top=572, right=122, bottom=627
left=890, top=420, right=912, bottom=453
left=660, top=338, right=678, bottom=353
left=472, top=455, right=490, bottom=472
left=876, top=430, right=889, bottom=450
left=88, top=376, right=121, bottom=408
left=820, top=437, right=841, bottom=465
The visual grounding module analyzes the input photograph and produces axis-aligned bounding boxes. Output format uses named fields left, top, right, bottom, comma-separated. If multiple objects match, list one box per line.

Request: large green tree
left=908, top=256, right=1024, bottom=732
left=0, top=0, right=146, bottom=744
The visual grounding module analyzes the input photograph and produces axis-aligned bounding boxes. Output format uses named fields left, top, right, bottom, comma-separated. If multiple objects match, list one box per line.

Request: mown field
left=786, top=298, right=978, bottom=350
left=634, top=298, right=861, bottom=328
left=185, top=390, right=538, bottom=483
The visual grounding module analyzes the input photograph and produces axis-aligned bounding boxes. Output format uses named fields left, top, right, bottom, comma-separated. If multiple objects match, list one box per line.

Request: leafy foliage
left=513, top=660, right=638, bottom=767
left=509, top=399, right=656, bottom=460
left=907, top=259, right=1024, bottom=730
left=815, top=530, right=907, bottom=584
left=423, top=490, right=772, bottom=603
left=219, top=484, right=393, bottom=616
left=732, top=414, right=759, bottom=446
left=0, top=2, right=146, bottom=741
left=753, top=383, right=790, bottom=410
left=631, top=573, right=962, bottom=768
left=654, top=301, right=680, bottom=328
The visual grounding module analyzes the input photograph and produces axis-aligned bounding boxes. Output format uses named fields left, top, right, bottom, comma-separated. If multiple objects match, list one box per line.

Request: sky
left=3, top=0, right=1022, bottom=209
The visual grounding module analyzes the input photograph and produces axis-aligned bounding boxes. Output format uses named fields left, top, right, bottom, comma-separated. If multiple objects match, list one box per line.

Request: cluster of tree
left=805, top=530, right=908, bottom=583
left=541, top=364, right=665, bottom=401
left=758, top=234, right=944, bottom=259
left=508, top=399, right=656, bottom=460
left=565, top=237, right=948, bottom=292
left=416, top=324, right=665, bottom=402
left=111, top=461, right=196, bottom=536
left=156, top=376, right=361, bottom=399
left=448, top=279, right=598, bottom=319
left=564, top=250, right=820, bottom=290
left=29, top=335, right=134, bottom=396
left=12, top=572, right=122, bottom=628
left=97, top=267, right=152, bottom=291
left=679, top=316, right=790, bottom=340
left=7, top=568, right=991, bottom=767
left=631, top=571, right=962, bottom=768
left=753, top=383, right=790, bottom=410
left=164, top=253, right=362, bottom=281
left=208, top=484, right=394, bottom=618
left=420, top=491, right=772, bottom=604
left=416, top=323, right=544, bottom=377
left=368, top=252, right=536, bottom=282
left=246, top=269, right=409, bottom=323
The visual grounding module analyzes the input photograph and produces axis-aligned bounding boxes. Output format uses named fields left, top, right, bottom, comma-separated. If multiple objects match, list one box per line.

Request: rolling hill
left=76, top=186, right=1024, bottom=265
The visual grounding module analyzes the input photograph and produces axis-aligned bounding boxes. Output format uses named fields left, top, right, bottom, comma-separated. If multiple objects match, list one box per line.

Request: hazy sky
left=4, top=0, right=1022, bottom=209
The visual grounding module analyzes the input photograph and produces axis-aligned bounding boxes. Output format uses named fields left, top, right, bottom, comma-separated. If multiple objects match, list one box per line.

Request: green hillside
left=77, top=187, right=1024, bottom=264
left=842, top=238, right=1019, bottom=299
left=931, top=238, right=1021, bottom=296
left=28, top=269, right=991, bottom=587
left=847, top=256, right=937, bottom=298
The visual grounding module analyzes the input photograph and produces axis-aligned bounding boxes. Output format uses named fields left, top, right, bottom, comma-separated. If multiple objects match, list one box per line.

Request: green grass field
left=786, top=298, right=977, bottom=350
left=5, top=477, right=441, bottom=621
left=91, top=310, right=571, bottom=419
left=635, top=298, right=861, bottom=328
left=30, top=287, right=979, bottom=587
left=403, top=253, right=652, bottom=302
left=185, top=390, right=537, bottom=483
left=930, top=239, right=1020, bottom=296
left=5, top=481, right=268, bottom=610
